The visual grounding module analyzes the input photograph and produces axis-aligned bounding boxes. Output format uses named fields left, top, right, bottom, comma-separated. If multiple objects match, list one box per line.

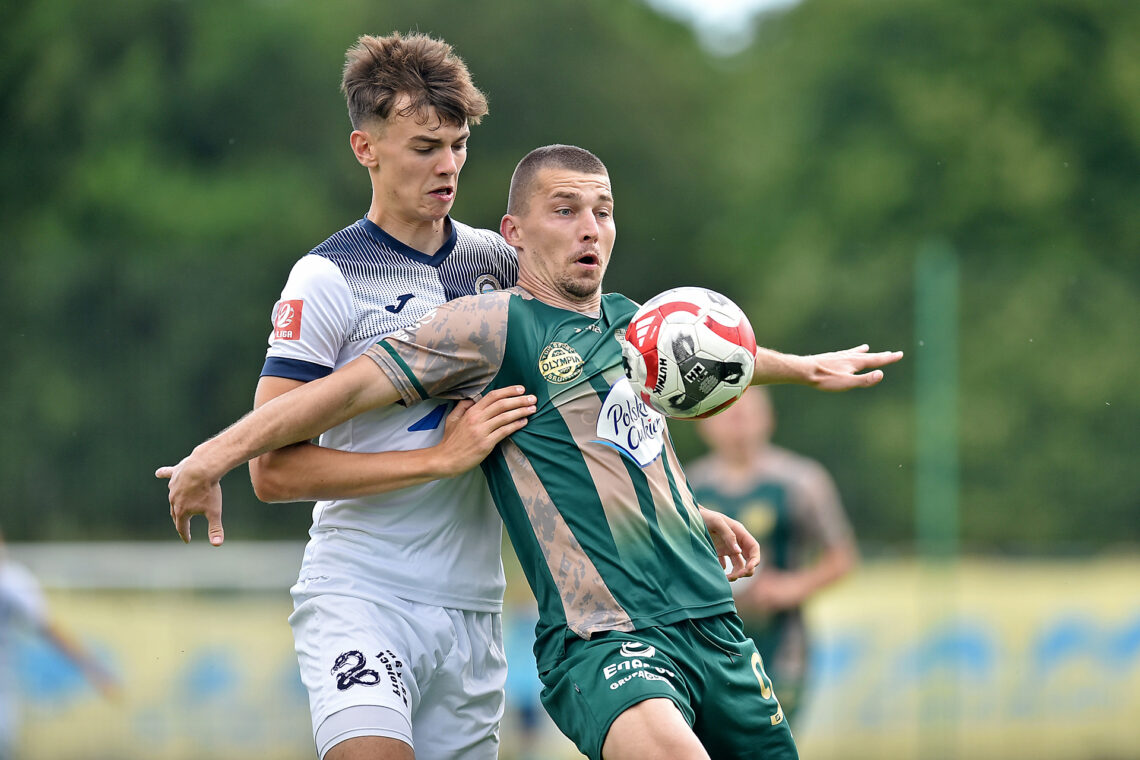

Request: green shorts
left=538, top=613, right=798, bottom=760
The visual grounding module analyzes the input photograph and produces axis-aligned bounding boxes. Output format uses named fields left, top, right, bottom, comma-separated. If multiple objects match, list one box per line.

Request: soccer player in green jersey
left=161, top=144, right=902, bottom=759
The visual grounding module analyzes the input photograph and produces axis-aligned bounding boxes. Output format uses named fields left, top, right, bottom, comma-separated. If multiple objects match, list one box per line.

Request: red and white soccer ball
left=621, top=287, right=757, bottom=419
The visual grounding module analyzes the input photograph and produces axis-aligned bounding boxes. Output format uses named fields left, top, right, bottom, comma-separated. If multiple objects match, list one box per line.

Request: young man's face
left=362, top=96, right=469, bottom=223
left=511, top=168, right=616, bottom=301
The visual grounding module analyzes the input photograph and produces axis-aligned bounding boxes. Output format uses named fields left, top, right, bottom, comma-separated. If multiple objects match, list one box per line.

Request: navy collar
left=357, top=216, right=457, bottom=267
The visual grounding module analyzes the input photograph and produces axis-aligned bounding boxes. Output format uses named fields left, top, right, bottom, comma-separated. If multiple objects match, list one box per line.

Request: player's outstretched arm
left=752, top=344, right=903, bottom=391
left=156, top=356, right=398, bottom=545
left=39, top=620, right=121, bottom=701
left=699, top=506, right=761, bottom=581
left=250, top=386, right=537, bottom=502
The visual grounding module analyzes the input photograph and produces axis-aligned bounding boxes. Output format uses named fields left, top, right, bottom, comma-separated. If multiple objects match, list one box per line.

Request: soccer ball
left=620, top=287, right=757, bottom=419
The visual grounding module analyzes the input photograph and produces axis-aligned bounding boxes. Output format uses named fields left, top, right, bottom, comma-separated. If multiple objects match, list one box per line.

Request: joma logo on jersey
left=385, top=293, right=415, bottom=314
left=538, top=342, right=584, bottom=384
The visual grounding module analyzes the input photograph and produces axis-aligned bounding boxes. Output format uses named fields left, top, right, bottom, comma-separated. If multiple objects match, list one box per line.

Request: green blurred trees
left=1, top=0, right=1135, bottom=550
left=696, top=0, right=1138, bottom=549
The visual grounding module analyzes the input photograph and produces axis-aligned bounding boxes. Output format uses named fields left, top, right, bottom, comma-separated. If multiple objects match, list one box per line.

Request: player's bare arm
left=40, top=621, right=122, bottom=701
left=699, top=506, right=762, bottom=581
left=752, top=344, right=904, bottom=390
left=744, top=541, right=858, bottom=614
left=250, top=381, right=536, bottom=502
left=157, top=356, right=400, bottom=545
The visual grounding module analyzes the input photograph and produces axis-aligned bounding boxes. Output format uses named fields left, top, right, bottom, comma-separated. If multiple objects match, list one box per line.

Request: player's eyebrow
left=550, top=190, right=613, bottom=204
left=410, top=129, right=470, bottom=145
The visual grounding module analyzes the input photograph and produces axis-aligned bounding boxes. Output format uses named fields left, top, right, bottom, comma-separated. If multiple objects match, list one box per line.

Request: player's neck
left=366, top=205, right=450, bottom=255
left=720, top=442, right=768, bottom=473
left=517, top=273, right=601, bottom=315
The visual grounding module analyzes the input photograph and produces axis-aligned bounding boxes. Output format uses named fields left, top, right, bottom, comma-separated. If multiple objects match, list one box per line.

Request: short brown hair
left=507, top=144, right=609, bottom=215
left=342, top=32, right=489, bottom=130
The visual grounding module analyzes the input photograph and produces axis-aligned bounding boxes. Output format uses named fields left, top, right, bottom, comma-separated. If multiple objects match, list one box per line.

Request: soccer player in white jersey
left=163, top=36, right=761, bottom=760
left=235, top=34, right=528, bottom=760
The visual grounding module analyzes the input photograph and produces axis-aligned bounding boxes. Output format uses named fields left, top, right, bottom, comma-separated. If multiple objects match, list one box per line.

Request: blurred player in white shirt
left=0, top=530, right=118, bottom=760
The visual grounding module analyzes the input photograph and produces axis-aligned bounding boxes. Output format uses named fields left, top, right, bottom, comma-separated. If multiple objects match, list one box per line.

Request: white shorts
left=289, top=593, right=506, bottom=760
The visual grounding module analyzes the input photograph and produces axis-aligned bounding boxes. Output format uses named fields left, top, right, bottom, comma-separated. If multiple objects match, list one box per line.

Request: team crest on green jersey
left=539, top=342, right=584, bottom=384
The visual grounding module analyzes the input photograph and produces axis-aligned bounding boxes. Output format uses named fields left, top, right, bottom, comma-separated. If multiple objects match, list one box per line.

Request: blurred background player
left=0, top=529, right=118, bottom=760
left=687, top=387, right=859, bottom=723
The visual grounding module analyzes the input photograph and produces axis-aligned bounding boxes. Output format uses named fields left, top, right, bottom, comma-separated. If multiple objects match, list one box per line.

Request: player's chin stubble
left=557, top=273, right=601, bottom=301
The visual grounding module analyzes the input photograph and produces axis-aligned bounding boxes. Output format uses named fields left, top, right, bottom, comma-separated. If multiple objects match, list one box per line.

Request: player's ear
left=350, top=129, right=379, bottom=168
left=500, top=214, right=522, bottom=247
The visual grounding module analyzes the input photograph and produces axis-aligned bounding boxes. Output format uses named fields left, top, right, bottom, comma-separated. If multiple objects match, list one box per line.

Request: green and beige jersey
left=366, top=287, right=736, bottom=672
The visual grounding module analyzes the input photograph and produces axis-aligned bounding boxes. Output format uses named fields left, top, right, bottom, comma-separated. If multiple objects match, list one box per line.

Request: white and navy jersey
left=263, top=216, right=518, bottom=613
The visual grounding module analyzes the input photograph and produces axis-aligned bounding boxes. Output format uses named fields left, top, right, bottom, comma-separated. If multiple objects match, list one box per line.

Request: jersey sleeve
left=794, top=460, right=856, bottom=549
left=262, top=254, right=354, bottom=381
left=365, top=292, right=510, bottom=405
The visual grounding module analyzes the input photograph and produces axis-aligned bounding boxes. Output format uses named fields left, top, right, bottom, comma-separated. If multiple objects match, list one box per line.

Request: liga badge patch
left=538, top=342, right=584, bottom=384
left=273, top=299, right=303, bottom=340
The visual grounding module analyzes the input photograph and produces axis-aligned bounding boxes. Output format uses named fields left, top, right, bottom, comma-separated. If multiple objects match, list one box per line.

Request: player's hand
left=745, top=569, right=810, bottom=613
left=434, top=386, right=536, bottom=477
left=156, top=453, right=225, bottom=546
left=804, top=344, right=904, bottom=391
left=699, top=506, right=761, bottom=581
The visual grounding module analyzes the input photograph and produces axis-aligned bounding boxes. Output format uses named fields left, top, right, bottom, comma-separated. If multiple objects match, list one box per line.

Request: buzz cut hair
left=341, top=32, right=489, bottom=130
left=507, top=144, right=609, bottom=215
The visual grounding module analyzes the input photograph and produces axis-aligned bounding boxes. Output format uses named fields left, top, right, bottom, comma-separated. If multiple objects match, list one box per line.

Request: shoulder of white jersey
left=263, top=246, right=355, bottom=381
left=450, top=219, right=519, bottom=291
left=450, top=218, right=515, bottom=258
left=281, top=251, right=352, bottom=297
left=308, top=219, right=374, bottom=259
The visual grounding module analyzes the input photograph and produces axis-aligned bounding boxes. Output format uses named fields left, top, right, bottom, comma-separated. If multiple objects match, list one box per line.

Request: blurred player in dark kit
left=688, top=387, right=858, bottom=722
